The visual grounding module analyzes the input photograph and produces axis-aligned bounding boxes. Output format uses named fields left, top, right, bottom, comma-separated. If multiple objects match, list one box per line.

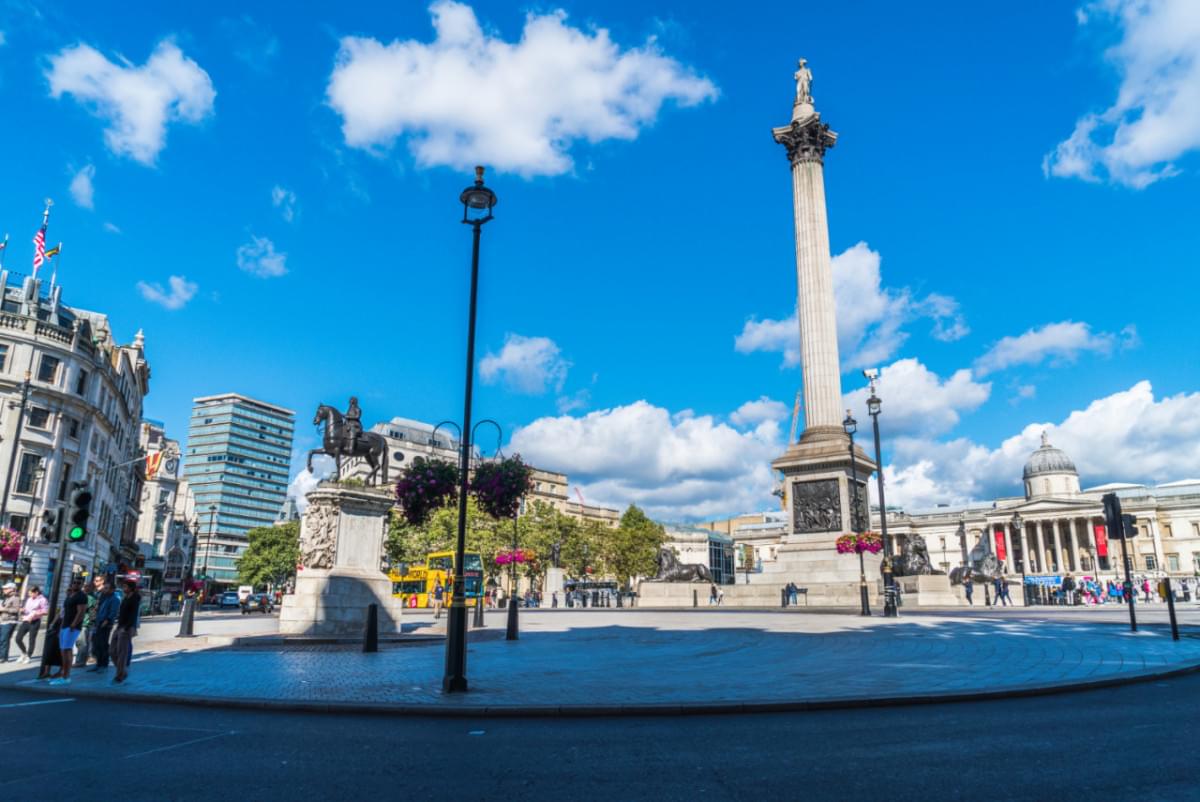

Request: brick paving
left=3, top=610, right=1198, bottom=713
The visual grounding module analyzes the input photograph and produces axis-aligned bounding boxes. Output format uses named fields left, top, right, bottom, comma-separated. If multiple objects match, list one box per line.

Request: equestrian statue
left=307, top=397, right=389, bottom=486
left=649, top=547, right=713, bottom=583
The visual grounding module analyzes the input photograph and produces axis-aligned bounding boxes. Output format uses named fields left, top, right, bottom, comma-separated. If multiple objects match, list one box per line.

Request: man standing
left=432, top=580, right=444, bottom=620
left=0, top=582, right=19, bottom=662
left=112, top=578, right=141, bottom=684
left=994, top=576, right=1009, bottom=607
left=49, top=577, right=88, bottom=685
left=15, top=585, right=48, bottom=663
left=74, top=576, right=103, bottom=668
left=87, top=579, right=118, bottom=673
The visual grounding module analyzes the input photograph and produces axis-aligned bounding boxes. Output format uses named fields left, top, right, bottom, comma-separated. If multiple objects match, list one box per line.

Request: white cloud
left=844, top=358, right=991, bottom=438
left=288, top=455, right=336, bottom=512
left=884, top=381, right=1200, bottom=509
left=325, top=0, right=717, bottom=176
left=271, top=185, right=296, bottom=222
left=1045, top=0, right=1200, bottom=187
left=69, top=164, right=95, bottom=209
left=511, top=399, right=783, bottom=520
left=46, top=40, right=215, bottom=165
left=735, top=242, right=968, bottom=370
left=103, top=221, right=122, bottom=234
left=236, top=235, right=287, bottom=278
left=136, top=275, right=197, bottom=310
left=729, top=396, right=789, bottom=428
left=556, top=389, right=590, bottom=414
left=480, top=334, right=569, bottom=394
left=974, top=320, right=1132, bottom=375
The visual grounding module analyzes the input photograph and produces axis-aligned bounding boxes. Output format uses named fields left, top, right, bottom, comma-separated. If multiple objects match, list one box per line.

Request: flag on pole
left=43, top=244, right=60, bottom=260
left=32, top=227, right=46, bottom=274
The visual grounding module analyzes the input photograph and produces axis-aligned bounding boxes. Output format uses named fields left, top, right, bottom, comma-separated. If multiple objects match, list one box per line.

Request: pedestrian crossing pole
left=1102, top=492, right=1136, bottom=633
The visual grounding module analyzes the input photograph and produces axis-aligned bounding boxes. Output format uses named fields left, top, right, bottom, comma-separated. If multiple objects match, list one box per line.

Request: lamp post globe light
left=843, top=409, right=870, bottom=616
left=1012, top=511, right=1028, bottom=606
left=444, top=166, right=498, bottom=694
left=863, top=369, right=895, bottom=616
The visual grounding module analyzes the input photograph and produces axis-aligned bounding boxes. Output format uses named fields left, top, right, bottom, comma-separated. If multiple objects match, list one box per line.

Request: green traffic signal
left=68, top=525, right=86, bottom=542
left=67, top=481, right=92, bottom=543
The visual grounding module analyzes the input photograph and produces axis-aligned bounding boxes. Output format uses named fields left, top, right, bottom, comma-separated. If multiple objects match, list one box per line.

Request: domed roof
left=1023, top=432, right=1077, bottom=480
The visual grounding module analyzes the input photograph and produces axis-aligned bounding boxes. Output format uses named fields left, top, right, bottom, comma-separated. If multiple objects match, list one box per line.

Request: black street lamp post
left=1012, top=511, right=1028, bottom=606
left=843, top=410, right=870, bottom=616
left=864, top=372, right=896, bottom=617
left=506, top=516, right=519, bottom=641
left=443, top=167, right=497, bottom=694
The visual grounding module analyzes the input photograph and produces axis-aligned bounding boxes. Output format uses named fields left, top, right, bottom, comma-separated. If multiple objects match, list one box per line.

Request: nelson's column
left=768, top=59, right=879, bottom=600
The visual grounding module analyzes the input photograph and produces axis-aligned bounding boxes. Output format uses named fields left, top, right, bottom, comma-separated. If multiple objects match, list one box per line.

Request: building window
left=1167, top=554, right=1180, bottom=572
left=1144, top=555, right=1157, bottom=571
left=0, top=343, right=8, bottom=372
left=65, top=417, right=81, bottom=439
left=9, top=514, right=28, bottom=534
left=75, top=369, right=89, bottom=396
left=1164, top=524, right=1173, bottom=537
left=37, top=355, right=60, bottom=384
left=14, top=453, right=41, bottom=494
left=1193, top=522, right=1200, bottom=537
left=27, top=407, right=50, bottom=430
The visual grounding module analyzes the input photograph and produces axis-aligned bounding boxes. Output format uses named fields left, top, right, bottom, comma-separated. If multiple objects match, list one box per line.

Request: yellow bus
left=390, top=551, right=484, bottom=609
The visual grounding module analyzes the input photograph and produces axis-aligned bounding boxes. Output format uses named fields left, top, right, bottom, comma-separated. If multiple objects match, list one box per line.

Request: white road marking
left=124, top=730, right=236, bottom=758
left=0, top=698, right=75, bottom=709
left=469, top=730, right=485, bottom=736
left=122, top=722, right=226, bottom=734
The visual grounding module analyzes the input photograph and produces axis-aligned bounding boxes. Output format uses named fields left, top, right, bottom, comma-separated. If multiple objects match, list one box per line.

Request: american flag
left=32, top=227, right=46, bottom=273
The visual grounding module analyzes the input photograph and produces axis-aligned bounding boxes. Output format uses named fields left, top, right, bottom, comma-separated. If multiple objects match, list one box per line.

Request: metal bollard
left=176, top=597, right=195, bottom=638
left=473, top=596, right=485, bottom=628
left=693, top=589, right=698, bottom=608
left=506, top=595, right=519, bottom=641
left=363, top=603, right=378, bottom=653
left=1165, top=578, right=1180, bottom=641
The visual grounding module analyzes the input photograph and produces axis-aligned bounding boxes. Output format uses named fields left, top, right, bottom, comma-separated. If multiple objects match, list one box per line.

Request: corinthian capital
left=772, top=117, right=838, bottom=165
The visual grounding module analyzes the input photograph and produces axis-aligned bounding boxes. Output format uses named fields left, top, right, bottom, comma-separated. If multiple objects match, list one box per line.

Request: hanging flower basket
left=0, top=527, right=22, bottom=562
left=471, top=454, right=533, bottom=520
left=495, top=548, right=536, bottom=566
left=395, top=457, right=459, bottom=527
left=836, top=531, right=883, bottom=555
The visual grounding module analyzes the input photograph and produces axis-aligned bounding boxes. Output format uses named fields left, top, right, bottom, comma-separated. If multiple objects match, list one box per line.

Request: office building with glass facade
left=185, top=393, right=294, bottom=588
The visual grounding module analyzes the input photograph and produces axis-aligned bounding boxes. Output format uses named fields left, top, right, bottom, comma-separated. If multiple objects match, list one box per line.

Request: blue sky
left=2, top=0, right=1198, bottom=519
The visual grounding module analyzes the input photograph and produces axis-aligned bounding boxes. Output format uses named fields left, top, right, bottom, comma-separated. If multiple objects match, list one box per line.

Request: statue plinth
left=279, top=484, right=407, bottom=637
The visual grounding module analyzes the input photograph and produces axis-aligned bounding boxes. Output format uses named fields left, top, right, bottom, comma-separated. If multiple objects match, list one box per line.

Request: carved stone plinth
left=279, top=484, right=407, bottom=637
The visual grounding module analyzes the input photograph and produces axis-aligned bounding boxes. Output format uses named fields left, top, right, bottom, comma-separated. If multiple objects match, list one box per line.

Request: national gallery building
left=705, top=434, right=1200, bottom=580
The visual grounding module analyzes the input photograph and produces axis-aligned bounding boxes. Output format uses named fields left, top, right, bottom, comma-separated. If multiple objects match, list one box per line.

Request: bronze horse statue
left=649, top=547, right=713, bottom=583
left=307, top=403, right=389, bottom=486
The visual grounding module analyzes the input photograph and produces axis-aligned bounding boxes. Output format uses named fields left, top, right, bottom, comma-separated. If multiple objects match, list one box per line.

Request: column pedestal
left=280, top=484, right=407, bottom=637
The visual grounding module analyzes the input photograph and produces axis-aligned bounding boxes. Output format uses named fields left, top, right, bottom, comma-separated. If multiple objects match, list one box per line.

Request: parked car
left=241, top=593, right=275, bottom=614
left=218, top=591, right=241, bottom=609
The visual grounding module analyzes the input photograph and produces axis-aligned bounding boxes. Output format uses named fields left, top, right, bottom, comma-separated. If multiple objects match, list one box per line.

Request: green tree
left=385, top=497, right=506, bottom=580
left=236, top=521, right=300, bottom=589
left=604, top=504, right=666, bottom=586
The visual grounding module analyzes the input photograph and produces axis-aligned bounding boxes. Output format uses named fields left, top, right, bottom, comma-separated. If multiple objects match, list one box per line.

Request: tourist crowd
left=0, top=574, right=142, bottom=685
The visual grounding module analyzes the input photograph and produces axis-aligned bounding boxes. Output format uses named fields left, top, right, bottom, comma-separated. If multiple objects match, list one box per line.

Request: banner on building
left=1093, top=523, right=1109, bottom=558
left=993, top=525, right=1007, bottom=562
left=145, top=451, right=164, bottom=480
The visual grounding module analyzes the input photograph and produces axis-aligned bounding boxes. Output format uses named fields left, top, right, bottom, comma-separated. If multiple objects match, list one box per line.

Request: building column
left=1146, top=517, right=1166, bottom=573
left=1059, top=519, right=1077, bottom=572
left=1003, top=527, right=1016, bottom=574
left=1042, top=521, right=1056, bottom=572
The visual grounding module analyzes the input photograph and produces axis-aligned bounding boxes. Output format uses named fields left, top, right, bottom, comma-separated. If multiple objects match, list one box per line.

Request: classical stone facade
left=705, top=434, right=1200, bottom=583
left=0, top=270, right=150, bottom=597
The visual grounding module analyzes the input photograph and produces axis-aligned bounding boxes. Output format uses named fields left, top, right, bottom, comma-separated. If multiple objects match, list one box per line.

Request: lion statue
left=649, top=547, right=713, bottom=583
left=888, top=534, right=943, bottom=577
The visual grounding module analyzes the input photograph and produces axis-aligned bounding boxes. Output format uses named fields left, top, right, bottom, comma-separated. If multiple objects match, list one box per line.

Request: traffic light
left=38, top=509, right=60, bottom=542
left=67, top=481, right=92, bottom=542
left=1121, top=514, right=1138, bottom=539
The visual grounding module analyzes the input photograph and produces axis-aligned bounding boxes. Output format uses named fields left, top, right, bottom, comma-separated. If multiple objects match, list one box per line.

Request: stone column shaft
left=790, top=160, right=843, bottom=432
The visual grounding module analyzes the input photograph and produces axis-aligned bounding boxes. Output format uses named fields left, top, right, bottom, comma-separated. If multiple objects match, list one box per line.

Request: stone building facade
left=0, top=271, right=150, bottom=596
left=704, top=434, right=1200, bottom=581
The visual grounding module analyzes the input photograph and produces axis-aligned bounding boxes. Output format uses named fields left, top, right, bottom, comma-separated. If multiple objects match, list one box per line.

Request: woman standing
left=111, top=578, right=141, bottom=684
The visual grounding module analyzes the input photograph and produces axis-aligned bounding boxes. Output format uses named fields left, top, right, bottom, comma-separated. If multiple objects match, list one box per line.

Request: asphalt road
left=1, top=667, right=1197, bottom=800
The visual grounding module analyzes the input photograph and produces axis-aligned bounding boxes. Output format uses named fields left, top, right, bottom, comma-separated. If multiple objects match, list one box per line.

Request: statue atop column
left=794, top=58, right=813, bottom=106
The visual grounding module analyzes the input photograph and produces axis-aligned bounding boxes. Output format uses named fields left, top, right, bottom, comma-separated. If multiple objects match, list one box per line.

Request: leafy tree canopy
left=236, top=521, right=300, bottom=589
